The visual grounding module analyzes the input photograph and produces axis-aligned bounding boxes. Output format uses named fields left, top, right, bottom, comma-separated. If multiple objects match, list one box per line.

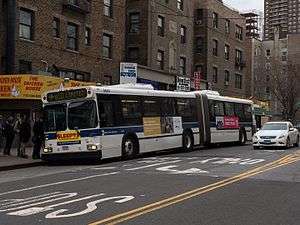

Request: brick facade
left=194, top=0, right=247, bottom=97
left=0, top=0, right=126, bottom=84
left=126, top=0, right=194, bottom=89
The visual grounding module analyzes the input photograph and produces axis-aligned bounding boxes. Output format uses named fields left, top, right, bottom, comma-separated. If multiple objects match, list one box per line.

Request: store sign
left=0, top=75, right=93, bottom=100
left=120, top=63, right=137, bottom=84
left=176, top=76, right=190, bottom=92
left=193, top=72, right=201, bottom=91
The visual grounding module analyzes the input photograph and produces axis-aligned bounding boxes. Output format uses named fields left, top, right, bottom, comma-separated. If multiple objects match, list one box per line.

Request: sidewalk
left=0, top=146, right=44, bottom=172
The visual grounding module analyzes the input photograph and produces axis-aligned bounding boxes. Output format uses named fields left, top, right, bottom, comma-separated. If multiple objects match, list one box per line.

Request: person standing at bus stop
left=3, top=117, right=15, bottom=155
left=32, top=115, right=44, bottom=159
left=0, top=115, right=5, bottom=153
left=19, top=115, right=31, bottom=158
left=14, top=113, right=22, bottom=156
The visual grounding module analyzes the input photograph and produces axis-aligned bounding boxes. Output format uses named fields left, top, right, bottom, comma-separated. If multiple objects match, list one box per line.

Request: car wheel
left=285, top=137, right=291, bottom=149
left=122, top=136, right=138, bottom=159
left=182, top=131, right=194, bottom=152
left=295, top=136, right=299, bottom=147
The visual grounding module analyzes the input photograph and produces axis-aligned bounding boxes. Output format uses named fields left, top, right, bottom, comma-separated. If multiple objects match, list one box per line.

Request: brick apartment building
left=0, top=0, right=126, bottom=84
left=126, top=0, right=194, bottom=90
left=193, top=0, right=247, bottom=98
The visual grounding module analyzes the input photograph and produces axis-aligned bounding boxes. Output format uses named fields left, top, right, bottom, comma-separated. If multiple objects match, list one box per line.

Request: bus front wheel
left=182, top=131, right=194, bottom=152
left=122, top=135, right=139, bottom=159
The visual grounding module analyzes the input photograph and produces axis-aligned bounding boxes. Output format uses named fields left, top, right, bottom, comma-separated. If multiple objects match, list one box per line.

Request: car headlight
left=43, top=147, right=53, bottom=153
left=87, top=144, right=98, bottom=151
left=278, top=135, right=285, bottom=139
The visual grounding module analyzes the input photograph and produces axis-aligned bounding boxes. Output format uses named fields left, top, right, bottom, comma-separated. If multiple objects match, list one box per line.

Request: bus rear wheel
left=122, top=136, right=138, bottom=159
left=182, top=131, right=194, bottom=152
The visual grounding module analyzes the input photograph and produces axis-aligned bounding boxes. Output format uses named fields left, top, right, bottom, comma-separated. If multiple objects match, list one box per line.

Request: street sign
left=193, top=72, right=201, bottom=91
left=176, top=76, right=190, bottom=92
left=120, top=62, right=137, bottom=84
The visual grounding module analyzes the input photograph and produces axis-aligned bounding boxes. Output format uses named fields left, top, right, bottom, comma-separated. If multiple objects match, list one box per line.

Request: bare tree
left=267, top=62, right=299, bottom=121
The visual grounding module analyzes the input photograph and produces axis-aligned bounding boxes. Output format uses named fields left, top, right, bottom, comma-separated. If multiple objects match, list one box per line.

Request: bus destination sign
left=47, top=89, right=88, bottom=102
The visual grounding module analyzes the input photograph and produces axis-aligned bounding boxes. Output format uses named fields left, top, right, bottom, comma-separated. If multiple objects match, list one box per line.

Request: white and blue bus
left=41, top=84, right=255, bottom=161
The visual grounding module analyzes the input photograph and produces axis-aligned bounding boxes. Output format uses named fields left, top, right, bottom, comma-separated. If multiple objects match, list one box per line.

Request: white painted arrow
left=156, top=165, right=209, bottom=174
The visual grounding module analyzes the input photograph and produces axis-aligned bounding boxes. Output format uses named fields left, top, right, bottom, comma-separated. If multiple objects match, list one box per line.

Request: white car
left=253, top=122, right=299, bottom=149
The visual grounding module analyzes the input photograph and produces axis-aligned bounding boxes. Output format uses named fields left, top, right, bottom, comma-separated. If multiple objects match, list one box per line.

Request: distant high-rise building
left=264, top=0, right=300, bottom=40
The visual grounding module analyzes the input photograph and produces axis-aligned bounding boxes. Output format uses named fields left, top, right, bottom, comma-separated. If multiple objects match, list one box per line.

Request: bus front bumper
left=41, top=151, right=102, bottom=161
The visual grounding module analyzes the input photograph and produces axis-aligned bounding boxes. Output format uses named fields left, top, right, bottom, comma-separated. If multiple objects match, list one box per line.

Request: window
left=196, top=9, right=203, bottom=23
left=213, top=39, right=218, bottom=56
left=98, top=95, right=115, bottom=127
left=266, top=49, right=271, bottom=56
left=213, top=67, right=218, bottom=83
left=157, top=50, right=164, bottom=70
left=224, top=70, right=230, bottom=85
left=177, top=0, right=184, bottom=10
left=179, top=57, right=186, bottom=75
left=244, top=105, right=252, bottom=122
left=129, top=12, right=140, bottom=33
left=225, top=19, right=230, bottom=33
left=161, top=98, right=176, bottom=116
left=180, top=25, right=187, bottom=44
left=195, top=37, right=204, bottom=53
left=103, top=33, right=112, bottom=58
left=235, top=49, right=242, bottom=65
left=85, top=27, right=91, bottom=46
left=176, top=99, right=197, bottom=122
left=19, top=60, right=32, bottom=74
left=143, top=97, right=160, bottom=117
left=19, top=8, right=34, bottom=40
left=53, top=18, right=60, bottom=38
left=213, top=12, right=218, bottom=28
left=225, top=44, right=230, bottom=60
left=235, top=25, right=243, bottom=40
left=128, top=47, right=139, bottom=62
left=67, top=23, right=78, bottom=51
left=225, top=102, right=235, bottom=116
left=195, top=65, right=206, bottom=80
left=214, top=101, right=224, bottom=116
left=104, top=0, right=113, bottom=17
left=234, top=103, right=245, bottom=121
left=158, top=16, right=165, bottom=36
left=121, top=96, right=142, bottom=125
left=68, top=101, right=97, bottom=130
left=235, top=74, right=242, bottom=89
left=44, top=104, right=66, bottom=132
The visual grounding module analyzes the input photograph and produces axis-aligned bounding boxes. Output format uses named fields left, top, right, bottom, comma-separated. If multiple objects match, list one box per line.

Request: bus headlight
left=87, top=144, right=98, bottom=151
left=43, top=147, right=53, bottom=153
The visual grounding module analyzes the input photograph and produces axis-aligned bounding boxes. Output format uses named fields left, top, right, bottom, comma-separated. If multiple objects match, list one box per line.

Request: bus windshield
left=68, top=100, right=98, bottom=130
left=44, top=104, right=67, bottom=132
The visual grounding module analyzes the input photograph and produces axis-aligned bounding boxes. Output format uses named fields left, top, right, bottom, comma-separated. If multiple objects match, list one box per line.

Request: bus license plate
left=62, top=146, right=69, bottom=151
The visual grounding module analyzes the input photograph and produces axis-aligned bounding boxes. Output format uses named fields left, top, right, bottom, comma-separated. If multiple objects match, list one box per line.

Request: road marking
left=0, top=172, right=119, bottom=197
left=91, top=167, right=117, bottom=170
left=125, top=160, right=181, bottom=171
left=89, top=153, right=300, bottom=225
left=189, top=157, right=265, bottom=165
left=156, top=165, right=208, bottom=174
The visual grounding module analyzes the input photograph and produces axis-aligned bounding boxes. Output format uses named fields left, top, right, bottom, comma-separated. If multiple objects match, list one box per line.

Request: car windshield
left=261, top=123, right=287, bottom=131
left=68, top=100, right=98, bottom=130
left=44, top=104, right=67, bottom=132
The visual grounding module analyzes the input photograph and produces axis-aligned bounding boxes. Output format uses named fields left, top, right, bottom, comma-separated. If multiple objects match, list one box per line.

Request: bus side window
left=121, top=96, right=142, bottom=126
left=214, top=101, right=225, bottom=117
left=225, top=102, right=235, bottom=116
left=235, top=103, right=245, bottom=122
left=161, top=98, right=176, bottom=117
left=143, top=97, right=161, bottom=117
left=176, top=98, right=196, bottom=122
left=244, top=104, right=252, bottom=122
left=209, top=100, right=215, bottom=122
left=97, top=94, right=116, bottom=128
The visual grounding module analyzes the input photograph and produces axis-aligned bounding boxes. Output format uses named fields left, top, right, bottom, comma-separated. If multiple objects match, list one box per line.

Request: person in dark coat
left=32, top=116, right=44, bottom=159
left=3, top=117, right=15, bottom=155
left=19, top=115, right=31, bottom=158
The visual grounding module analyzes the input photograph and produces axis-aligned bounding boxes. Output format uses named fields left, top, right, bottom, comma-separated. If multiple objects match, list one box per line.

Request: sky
left=223, top=0, right=264, bottom=12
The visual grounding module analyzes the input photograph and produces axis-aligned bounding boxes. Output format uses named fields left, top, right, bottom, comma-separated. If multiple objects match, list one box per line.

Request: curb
left=0, top=161, right=45, bottom=172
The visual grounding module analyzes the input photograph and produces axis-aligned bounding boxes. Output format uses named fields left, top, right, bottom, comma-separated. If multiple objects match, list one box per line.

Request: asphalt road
left=0, top=144, right=299, bottom=225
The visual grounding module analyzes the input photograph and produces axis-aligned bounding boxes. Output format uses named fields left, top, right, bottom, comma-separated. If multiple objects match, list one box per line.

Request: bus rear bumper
left=41, top=151, right=102, bottom=161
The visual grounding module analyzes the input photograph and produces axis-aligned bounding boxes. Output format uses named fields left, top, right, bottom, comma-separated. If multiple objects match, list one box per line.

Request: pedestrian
left=3, top=117, right=15, bottom=156
left=14, top=113, right=22, bottom=156
left=19, top=115, right=31, bottom=158
left=0, top=115, right=5, bottom=152
left=32, top=115, right=44, bottom=159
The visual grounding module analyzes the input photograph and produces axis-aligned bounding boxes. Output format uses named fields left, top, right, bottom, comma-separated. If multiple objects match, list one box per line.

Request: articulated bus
left=41, top=84, right=255, bottom=161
